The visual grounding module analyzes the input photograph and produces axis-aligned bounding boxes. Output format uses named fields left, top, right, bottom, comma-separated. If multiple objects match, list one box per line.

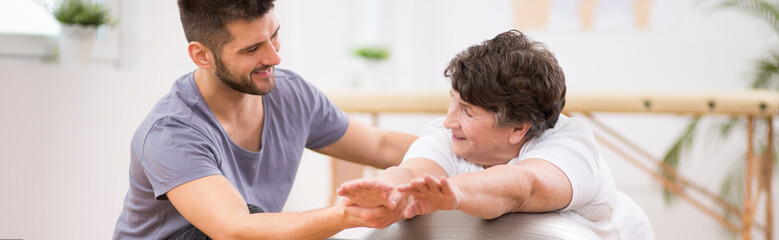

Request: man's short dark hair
left=178, top=0, right=276, bottom=56
left=445, top=29, right=566, bottom=141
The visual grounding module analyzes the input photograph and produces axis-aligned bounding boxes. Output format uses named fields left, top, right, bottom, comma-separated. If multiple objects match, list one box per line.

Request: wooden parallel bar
left=564, top=90, right=779, bottom=115
left=743, top=117, right=755, bottom=240
left=326, top=91, right=450, bottom=113
left=764, top=116, right=774, bottom=240
left=326, top=90, right=779, bottom=115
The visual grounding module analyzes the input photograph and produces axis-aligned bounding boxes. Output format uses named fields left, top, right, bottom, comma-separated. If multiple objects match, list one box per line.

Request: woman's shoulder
left=419, top=117, right=450, bottom=137
left=548, top=114, right=592, bottom=135
left=518, top=114, right=599, bottom=159
left=531, top=115, right=596, bottom=149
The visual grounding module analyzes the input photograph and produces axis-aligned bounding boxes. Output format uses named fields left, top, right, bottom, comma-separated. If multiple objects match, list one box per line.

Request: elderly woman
left=338, top=30, right=653, bottom=239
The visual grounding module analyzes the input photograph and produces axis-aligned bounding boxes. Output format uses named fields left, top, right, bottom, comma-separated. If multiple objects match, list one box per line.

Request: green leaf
left=717, top=0, right=779, bottom=33
left=53, top=0, right=114, bottom=27
left=661, top=116, right=701, bottom=204
left=354, top=46, right=390, bottom=61
left=752, top=51, right=779, bottom=90
left=718, top=117, right=741, bottom=138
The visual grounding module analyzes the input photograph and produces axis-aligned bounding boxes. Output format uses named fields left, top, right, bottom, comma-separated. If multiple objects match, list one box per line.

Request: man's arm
left=315, top=116, right=417, bottom=169
left=400, top=158, right=572, bottom=219
left=166, top=175, right=400, bottom=240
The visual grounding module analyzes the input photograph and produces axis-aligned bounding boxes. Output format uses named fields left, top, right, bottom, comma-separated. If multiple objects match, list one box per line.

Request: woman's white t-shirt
left=402, top=115, right=654, bottom=240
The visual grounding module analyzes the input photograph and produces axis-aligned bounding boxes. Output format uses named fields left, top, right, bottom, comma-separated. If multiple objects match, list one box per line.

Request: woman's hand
left=397, top=174, right=461, bottom=218
left=337, top=178, right=401, bottom=209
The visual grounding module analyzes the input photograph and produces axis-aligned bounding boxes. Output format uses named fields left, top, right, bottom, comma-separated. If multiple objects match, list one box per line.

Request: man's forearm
left=375, top=131, right=417, bottom=169
left=377, top=166, right=415, bottom=186
left=226, top=205, right=354, bottom=240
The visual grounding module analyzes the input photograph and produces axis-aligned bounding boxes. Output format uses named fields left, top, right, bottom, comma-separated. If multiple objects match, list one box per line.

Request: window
left=0, top=0, right=119, bottom=65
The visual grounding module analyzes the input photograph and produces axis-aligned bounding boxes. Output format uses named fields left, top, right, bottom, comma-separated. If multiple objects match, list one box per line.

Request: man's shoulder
left=132, top=72, right=214, bottom=146
left=144, top=91, right=202, bottom=130
left=132, top=112, right=212, bottom=151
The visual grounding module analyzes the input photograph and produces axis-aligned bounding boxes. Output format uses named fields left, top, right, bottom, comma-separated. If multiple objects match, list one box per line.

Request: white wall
left=0, top=0, right=776, bottom=239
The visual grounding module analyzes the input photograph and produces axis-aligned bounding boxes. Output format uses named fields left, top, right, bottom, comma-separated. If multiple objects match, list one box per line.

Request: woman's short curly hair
left=445, top=29, right=566, bottom=141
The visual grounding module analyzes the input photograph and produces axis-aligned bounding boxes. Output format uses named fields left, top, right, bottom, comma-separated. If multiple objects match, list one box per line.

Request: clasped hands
left=337, top=175, right=460, bottom=228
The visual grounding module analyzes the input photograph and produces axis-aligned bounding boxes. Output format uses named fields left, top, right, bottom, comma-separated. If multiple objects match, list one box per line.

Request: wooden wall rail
left=326, top=90, right=779, bottom=115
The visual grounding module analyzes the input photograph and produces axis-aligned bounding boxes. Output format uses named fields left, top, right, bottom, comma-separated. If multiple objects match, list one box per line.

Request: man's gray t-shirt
left=113, top=69, right=349, bottom=239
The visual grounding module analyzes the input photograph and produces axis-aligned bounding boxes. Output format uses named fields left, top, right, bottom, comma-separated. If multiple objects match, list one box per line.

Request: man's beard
left=213, top=55, right=275, bottom=95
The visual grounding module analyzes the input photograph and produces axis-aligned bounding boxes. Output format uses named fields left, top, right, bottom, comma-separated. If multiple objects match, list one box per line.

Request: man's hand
left=397, top=175, right=461, bottom=218
left=342, top=203, right=401, bottom=229
left=340, top=192, right=410, bottom=229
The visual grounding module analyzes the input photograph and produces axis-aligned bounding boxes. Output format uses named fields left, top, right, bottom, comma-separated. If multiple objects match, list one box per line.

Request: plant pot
left=58, top=24, right=97, bottom=66
left=353, top=59, right=388, bottom=90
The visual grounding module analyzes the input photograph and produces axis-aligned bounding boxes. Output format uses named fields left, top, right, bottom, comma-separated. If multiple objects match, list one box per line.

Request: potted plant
left=354, top=46, right=390, bottom=61
left=352, top=45, right=390, bottom=89
left=52, top=0, right=114, bottom=66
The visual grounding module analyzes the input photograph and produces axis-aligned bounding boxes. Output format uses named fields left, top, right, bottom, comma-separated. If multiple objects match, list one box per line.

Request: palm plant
left=662, top=0, right=779, bottom=236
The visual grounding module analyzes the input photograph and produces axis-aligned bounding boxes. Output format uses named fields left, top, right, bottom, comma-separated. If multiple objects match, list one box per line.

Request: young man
left=112, top=1, right=416, bottom=239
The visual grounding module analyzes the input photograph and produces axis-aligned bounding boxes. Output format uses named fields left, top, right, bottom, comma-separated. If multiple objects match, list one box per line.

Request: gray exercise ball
left=361, top=210, right=601, bottom=240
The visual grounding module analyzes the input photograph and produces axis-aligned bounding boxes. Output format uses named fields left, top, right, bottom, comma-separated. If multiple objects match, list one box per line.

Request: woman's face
left=443, top=90, right=520, bottom=167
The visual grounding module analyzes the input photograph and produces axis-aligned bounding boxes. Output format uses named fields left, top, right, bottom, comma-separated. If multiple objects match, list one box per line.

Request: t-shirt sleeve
left=519, top=119, right=602, bottom=211
left=140, top=118, right=222, bottom=200
left=300, top=80, right=349, bottom=149
left=402, top=117, right=458, bottom=176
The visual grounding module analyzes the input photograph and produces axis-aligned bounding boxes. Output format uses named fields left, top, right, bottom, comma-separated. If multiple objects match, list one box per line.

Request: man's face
left=213, top=10, right=282, bottom=95
left=443, top=90, right=518, bottom=167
